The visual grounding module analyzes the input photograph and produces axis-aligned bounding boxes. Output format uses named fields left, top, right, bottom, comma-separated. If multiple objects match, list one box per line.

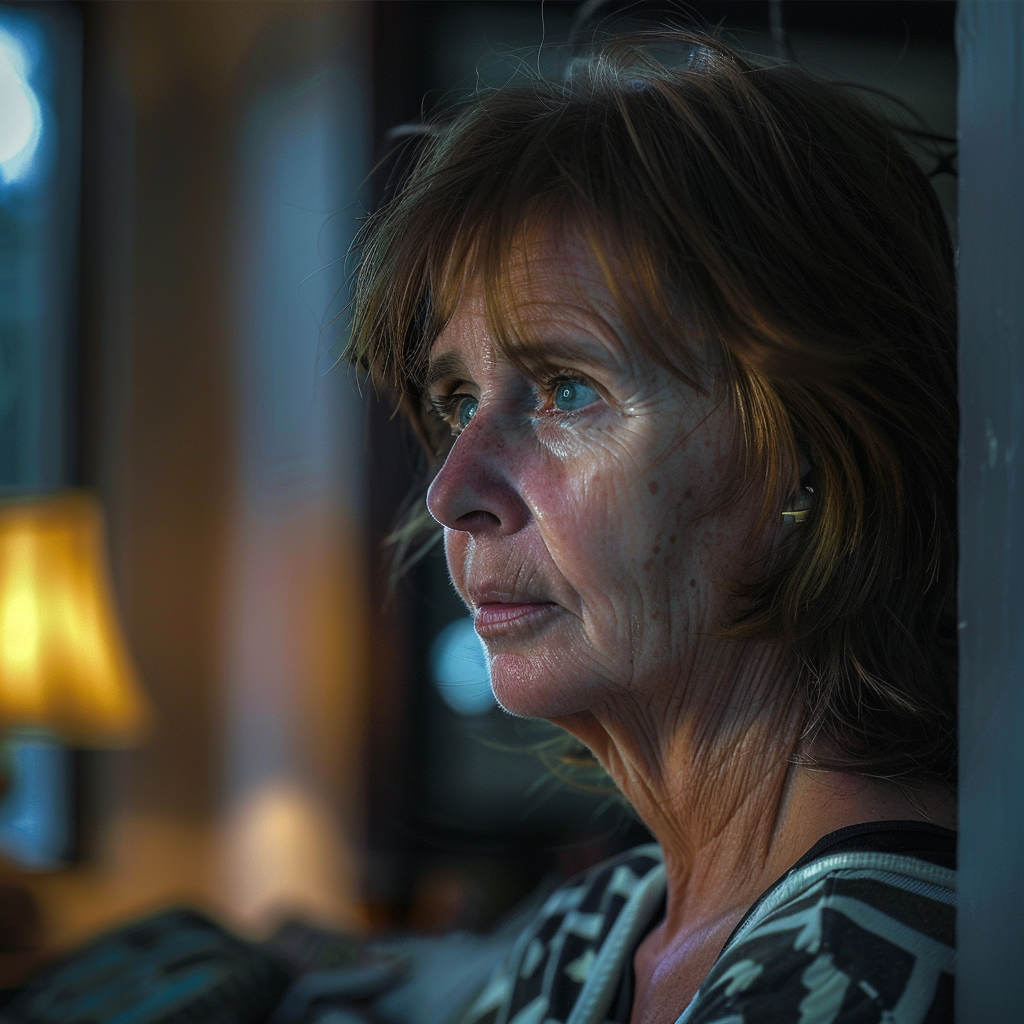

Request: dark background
left=0, top=0, right=957, bottom=954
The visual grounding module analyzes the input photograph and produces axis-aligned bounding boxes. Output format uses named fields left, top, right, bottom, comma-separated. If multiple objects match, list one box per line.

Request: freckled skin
left=426, top=241, right=757, bottom=729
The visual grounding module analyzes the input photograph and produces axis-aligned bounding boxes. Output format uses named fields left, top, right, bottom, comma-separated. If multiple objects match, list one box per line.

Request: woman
left=350, top=31, right=957, bottom=1024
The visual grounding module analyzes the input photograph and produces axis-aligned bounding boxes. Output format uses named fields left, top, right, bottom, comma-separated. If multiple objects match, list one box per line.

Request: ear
left=781, top=444, right=815, bottom=525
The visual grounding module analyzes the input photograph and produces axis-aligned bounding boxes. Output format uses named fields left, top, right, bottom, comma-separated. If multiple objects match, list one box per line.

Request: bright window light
left=0, top=26, right=42, bottom=184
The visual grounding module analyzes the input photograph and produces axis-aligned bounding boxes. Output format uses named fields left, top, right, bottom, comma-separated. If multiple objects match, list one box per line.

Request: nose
left=426, top=413, right=530, bottom=535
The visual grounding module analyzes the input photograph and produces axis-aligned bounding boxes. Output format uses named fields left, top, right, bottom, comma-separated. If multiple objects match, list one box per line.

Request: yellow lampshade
left=0, top=491, right=148, bottom=745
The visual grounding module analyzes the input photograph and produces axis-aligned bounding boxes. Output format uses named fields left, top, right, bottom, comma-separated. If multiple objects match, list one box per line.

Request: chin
left=487, top=650, right=597, bottom=720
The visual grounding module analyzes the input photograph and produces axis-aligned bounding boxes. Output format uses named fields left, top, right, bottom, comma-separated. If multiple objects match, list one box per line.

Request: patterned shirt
left=456, top=823, right=956, bottom=1024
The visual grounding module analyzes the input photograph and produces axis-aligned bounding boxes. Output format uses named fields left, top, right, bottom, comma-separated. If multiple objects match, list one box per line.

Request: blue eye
left=552, top=378, right=599, bottom=412
left=457, top=396, right=478, bottom=430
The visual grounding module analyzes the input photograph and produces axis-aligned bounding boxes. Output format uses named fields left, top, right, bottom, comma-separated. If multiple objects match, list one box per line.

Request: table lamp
left=0, top=490, right=148, bottom=983
left=0, top=490, right=148, bottom=746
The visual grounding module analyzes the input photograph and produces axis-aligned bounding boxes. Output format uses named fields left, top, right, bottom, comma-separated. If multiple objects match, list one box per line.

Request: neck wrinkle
left=557, top=637, right=806, bottom=930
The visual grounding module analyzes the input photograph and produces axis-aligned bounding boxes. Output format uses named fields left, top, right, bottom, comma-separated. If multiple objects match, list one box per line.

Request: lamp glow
left=0, top=492, right=148, bottom=745
left=0, top=27, right=42, bottom=183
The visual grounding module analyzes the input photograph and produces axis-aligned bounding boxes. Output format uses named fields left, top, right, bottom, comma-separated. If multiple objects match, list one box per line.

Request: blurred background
left=0, top=0, right=956, bottom=965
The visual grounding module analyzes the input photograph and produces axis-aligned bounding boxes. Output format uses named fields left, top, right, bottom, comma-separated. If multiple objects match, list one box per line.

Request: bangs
left=350, top=69, right=729, bottom=418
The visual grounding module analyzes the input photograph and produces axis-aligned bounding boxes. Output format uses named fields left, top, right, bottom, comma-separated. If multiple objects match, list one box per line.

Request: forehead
left=429, top=231, right=628, bottom=360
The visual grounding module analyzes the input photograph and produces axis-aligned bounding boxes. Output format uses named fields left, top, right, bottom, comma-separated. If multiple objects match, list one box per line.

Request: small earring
left=782, top=485, right=814, bottom=523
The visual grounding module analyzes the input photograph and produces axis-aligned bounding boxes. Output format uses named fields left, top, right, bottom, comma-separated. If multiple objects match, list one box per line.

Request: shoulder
left=680, top=853, right=956, bottom=1024
left=457, top=844, right=665, bottom=1024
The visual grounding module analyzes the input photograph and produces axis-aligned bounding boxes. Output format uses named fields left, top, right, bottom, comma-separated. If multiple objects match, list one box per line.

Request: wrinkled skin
left=426, top=238, right=772, bottom=739
left=424, top=234, right=956, bottom=1022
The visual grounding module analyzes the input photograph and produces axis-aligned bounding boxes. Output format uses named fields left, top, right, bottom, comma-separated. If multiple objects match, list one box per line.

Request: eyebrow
left=424, top=352, right=469, bottom=391
left=508, top=337, right=622, bottom=374
left=426, top=336, right=623, bottom=393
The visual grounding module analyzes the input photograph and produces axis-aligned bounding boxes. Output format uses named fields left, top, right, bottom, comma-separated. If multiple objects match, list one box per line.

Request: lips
left=468, top=587, right=560, bottom=638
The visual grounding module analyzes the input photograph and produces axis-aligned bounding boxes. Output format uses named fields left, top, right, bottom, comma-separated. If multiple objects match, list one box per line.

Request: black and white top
left=456, top=823, right=956, bottom=1024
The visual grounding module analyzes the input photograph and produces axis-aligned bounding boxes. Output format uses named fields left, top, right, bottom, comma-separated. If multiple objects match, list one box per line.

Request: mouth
left=469, top=588, right=561, bottom=640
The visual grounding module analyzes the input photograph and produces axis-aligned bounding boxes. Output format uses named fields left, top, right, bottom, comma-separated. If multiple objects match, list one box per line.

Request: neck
left=550, top=643, right=956, bottom=1022
left=553, top=640, right=801, bottom=907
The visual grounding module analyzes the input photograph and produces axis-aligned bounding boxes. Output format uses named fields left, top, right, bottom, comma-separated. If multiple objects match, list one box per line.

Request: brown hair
left=348, top=31, right=958, bottom=787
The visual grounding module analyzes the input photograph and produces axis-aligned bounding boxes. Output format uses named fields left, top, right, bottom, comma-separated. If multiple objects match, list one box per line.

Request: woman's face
left=425, top=237, right=768, bottom=723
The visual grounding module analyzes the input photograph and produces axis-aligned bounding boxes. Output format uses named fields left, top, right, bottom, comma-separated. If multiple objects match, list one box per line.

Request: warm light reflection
left=0, top=535, right=42, bottom=678
left=0, top=492, right=148, bottom=744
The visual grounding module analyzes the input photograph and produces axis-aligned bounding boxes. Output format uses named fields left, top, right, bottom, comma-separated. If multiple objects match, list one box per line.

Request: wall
left=957, top=2, right=1024, bottom=1019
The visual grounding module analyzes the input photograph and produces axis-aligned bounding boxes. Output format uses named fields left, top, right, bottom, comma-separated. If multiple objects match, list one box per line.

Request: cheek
left=529, top=446, right=685, bottom=614
left=532, top=412, right=689, bottom=545
left=530, top=460, right=627, bottom=569
left=531, top=435, right=738, bottom=624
